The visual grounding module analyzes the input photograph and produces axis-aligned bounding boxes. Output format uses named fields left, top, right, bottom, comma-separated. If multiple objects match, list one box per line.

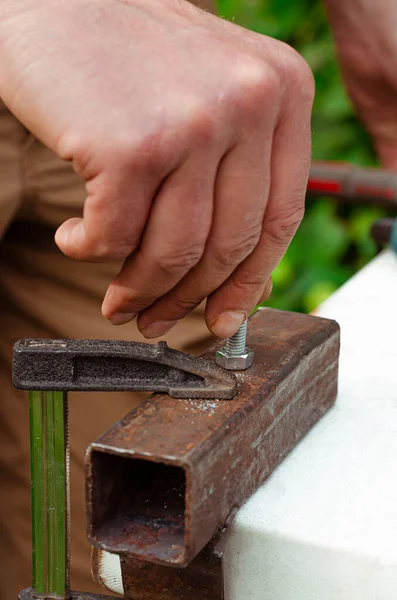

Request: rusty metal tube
left=85, top=308, right=340, bottom=567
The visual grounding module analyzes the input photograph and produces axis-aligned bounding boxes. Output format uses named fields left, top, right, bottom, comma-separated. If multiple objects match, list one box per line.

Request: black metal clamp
left=13, top=339, right=237, bottom=399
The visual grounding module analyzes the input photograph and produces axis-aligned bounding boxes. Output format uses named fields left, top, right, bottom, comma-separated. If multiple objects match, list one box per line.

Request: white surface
left=99, top=250, right=397, bottom=598
left=222, top=249, right=397, bottom=600
left=94, top=549, right=124, bottom=595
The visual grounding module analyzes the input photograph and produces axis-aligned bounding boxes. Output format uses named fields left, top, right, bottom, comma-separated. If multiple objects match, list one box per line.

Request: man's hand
left=324, top=0, right=397, bottom=170
left=0, top=0, right=314, bottom=338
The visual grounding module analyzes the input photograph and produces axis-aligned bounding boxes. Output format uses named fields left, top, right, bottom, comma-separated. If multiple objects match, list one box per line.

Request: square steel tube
left=85, top=308, right=340, bottom=567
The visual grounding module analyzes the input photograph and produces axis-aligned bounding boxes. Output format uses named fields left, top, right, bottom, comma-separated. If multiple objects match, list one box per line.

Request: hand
left=324, top=0, right=397, bottom=170
left=0, top=0, right=313, bottom=338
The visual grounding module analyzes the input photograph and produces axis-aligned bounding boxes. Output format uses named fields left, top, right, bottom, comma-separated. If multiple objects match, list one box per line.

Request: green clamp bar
left=14, top=335, right=237, bottom=600
left=30, top=391, right=69, bottom=598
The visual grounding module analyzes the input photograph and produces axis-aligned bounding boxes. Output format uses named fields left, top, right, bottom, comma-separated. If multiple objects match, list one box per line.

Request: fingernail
left=110, top=312, right=137, bottom=326
left=210, top=311, right=247, bottom=338
left=141, top=320, right=178, bottom=339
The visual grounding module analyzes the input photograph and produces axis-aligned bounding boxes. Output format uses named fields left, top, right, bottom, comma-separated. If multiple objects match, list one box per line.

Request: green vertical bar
left=45, top=391, right=56, bottom=594
left=29, top=390, right=68, bottom=597
left=53, top=391, right=66, bottom=596
left=29, top=391, right=46, bottom=593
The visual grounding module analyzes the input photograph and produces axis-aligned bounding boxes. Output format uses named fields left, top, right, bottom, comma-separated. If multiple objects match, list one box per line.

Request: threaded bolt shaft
left=216, top=318, right=254, bottom=370
left=224, top=319, right=248, bottom=356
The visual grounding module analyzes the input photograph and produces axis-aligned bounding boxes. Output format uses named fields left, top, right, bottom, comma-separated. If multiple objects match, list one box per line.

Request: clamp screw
left=216, top=319, right=254, bottom=371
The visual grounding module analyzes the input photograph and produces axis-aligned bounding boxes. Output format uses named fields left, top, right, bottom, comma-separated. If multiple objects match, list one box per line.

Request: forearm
left=322, top=0, right=397, bottom=89
left=323, top=0, right=397, bottom=169
left=323, top=0, right=397, bottom=54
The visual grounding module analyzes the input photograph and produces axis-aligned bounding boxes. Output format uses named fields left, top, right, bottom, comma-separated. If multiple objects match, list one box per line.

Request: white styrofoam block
left=222, top=249, right=397, bottom=599
left=98, top=250, right=397, bottom=598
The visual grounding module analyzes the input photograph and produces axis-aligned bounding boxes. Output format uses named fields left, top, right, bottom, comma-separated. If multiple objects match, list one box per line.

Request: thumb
left=55, top=217, right=93, bottom=261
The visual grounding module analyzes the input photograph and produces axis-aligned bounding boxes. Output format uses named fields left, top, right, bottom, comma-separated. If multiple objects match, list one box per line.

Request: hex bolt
left=216, top=319, right=254, bottom=371
left=225, top=319, right=249, bottom=355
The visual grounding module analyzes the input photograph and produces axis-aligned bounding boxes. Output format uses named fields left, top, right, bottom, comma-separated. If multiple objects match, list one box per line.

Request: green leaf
left=289, top=200, right=349, bottom=266
left=303, top=281, right=339, bottom=312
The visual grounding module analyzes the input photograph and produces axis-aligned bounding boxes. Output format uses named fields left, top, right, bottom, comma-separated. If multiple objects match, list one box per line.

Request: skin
left=0, top=0, right=314, bottom=339
left=324, top=0, right=397, bottom=170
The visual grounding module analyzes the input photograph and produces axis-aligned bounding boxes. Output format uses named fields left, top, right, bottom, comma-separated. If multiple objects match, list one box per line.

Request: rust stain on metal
left=86, top=308, right=340, bottom=567
left=121, top=542, right=223, bottom=600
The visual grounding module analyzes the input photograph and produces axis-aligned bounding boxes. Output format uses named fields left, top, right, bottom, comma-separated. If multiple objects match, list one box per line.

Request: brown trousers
left=0, top=3, right=215, bottom=597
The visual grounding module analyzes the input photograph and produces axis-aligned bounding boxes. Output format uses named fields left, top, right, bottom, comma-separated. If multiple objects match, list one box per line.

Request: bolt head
left=216, top=347, right=254, bottom=371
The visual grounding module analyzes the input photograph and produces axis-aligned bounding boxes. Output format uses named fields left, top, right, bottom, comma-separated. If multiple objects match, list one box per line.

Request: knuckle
left=280, top=44, right=315, bottom=104
left=115, top=293, right=148, bottom=313
left=172, top=296, right=201, bottom=314
left=57, top=132, right=97, bottom=177
left=89, top=239, right=135, bottom=260
left=212, top=227, right=261, bottom=267
left=153, top=244, right=204, bottom=275
left=111, top=136, right=145, bottom=170
left=83, top=211, right=138, bottom=260
left=234, top=58, right=281, bottom=109
left=265, top=201, right=305, bottom=245
left=232, top=268, right=265, bottom=293
left=188, top=106, right=220, bottom=147
left=110, top=132, right=170, bottom=174
left=228, top=58, right=281, bottom=126
left=57, top=132, right=86, bottom=162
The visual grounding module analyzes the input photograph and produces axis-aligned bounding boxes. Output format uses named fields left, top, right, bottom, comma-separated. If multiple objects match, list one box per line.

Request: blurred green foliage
left=217, top=0, right=384, bottom=312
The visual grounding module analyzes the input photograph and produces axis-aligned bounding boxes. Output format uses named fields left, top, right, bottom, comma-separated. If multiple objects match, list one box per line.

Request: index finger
left=206, top=81, right=313, bottom=336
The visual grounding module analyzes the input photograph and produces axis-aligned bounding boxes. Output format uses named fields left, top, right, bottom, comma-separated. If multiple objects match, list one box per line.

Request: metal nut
left=216, top=347, right=254, bottom=371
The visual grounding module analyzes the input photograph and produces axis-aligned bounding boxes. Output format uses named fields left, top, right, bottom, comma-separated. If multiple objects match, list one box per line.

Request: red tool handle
left=308, top=161, right=397, bottom=206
